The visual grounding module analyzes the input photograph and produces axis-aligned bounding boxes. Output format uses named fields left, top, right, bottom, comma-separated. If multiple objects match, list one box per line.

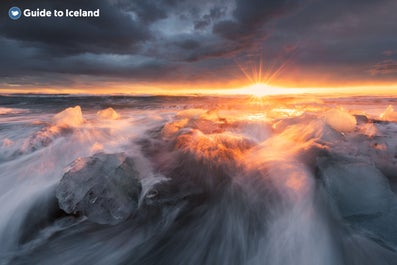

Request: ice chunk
left=162, top=114, right=226, bottom=137
left=97, top=107, right=120, bottom=120
left=161, top=118, right=189, bottom=138
left=53, top=106, right=84, bottom=127
left=317, top=158, right=395, bottom=217
left=380, top=105, right=397, bottom=122
left=354, top=114, right=369, bottom=125
left=56, top=153, right=142, bottom=225
left=166, top=130, right=254, bottom=191
left=358, top=123, right=379, bottom=137
left=324, top=109, right=356, bottom=132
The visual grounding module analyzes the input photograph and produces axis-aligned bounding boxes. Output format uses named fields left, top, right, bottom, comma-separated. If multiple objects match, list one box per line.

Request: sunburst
left=234, top=50, right=295, bottom=97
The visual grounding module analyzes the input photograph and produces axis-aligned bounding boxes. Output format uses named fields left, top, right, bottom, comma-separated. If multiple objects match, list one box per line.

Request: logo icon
left=9, top=7, right=22, bottom=20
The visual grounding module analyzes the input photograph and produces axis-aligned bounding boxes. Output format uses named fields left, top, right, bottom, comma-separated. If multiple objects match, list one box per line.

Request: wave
left=0, top=108, right=28, bottom=115
left=0, top=97, right=397, bottom=265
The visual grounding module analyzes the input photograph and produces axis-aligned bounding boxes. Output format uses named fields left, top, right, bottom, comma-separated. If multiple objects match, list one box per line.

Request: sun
left=247, top=83, right=273, bottom=97
left=233, top=57, right=289, bottom=97
left=235, top=82, right=281, bottom=97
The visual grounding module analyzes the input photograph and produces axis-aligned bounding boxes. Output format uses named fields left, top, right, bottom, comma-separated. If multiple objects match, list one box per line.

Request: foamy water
left=0, top=94, right=397, bottom=265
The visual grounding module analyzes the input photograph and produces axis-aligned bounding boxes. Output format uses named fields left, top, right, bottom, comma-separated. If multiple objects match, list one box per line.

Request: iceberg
left=56, top=153, right=142, bottom=225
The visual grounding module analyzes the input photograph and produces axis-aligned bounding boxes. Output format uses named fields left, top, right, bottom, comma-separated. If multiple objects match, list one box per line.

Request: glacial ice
left=53, top=106, right=84, bottom=127
left=317, top=158, right=395, bottom=217
left=56, top=153, right=142, bottom=225
left=380, top=105, right=397, bottom=121
left=97, top=107, right=120, bottom=120
left=324, top=109, right=356, bottom=133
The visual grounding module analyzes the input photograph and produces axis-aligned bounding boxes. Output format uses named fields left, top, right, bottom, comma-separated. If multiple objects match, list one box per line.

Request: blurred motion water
left=1, top=94, right=397, bottom=265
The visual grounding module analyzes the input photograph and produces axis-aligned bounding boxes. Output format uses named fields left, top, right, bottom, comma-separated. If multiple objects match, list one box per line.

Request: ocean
left=0, top=94, right=397, bottom=265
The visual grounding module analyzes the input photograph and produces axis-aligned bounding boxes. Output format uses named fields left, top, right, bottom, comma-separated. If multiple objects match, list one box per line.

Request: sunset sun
left=246, top=83, right=275, bottom=97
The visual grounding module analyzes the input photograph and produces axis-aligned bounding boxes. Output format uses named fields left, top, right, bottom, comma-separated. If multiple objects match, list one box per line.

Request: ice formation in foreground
left=56, top=153, right=142, bottom=225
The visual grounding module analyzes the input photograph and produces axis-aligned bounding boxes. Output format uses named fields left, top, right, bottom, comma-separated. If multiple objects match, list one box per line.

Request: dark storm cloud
left=194, top=7, right=227, bottom=30
left=0, top=37, right=176, bottom=79
left=0, top=0, right=396, bottom=89
left=267, top=0, right=397, bottom=65
left=175, top=39, right=201, bottom=50
left=0, top=0, right=150, bottom=55
left=2, top=0, right=296, bottom=84
left=213, top=0, right=299, bottom=39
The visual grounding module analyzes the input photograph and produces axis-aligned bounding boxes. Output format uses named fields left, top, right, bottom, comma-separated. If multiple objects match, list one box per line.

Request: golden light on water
left=230, top=83, right=309, bottom=98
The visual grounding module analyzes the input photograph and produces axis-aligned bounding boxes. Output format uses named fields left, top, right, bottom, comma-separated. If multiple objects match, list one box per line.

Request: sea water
left=0, top=94, right=396, bottom=265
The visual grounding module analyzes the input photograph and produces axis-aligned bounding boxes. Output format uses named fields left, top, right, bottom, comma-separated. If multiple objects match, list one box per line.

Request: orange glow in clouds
left=1, top=81, right=397, bottom=96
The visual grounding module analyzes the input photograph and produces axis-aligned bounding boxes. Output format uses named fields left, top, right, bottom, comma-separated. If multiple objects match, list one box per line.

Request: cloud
left=369, top=60, right=397, bottom=75
left=0, top=0, right=396, bottom=90
left=213, top=0, right=299, bottom=39
left=0, top=0, right=150, bottom=55
left=194, top=7, right=227, bottom=30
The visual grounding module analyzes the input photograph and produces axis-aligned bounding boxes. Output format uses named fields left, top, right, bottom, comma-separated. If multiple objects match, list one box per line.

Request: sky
left=0, top=0, right=397, bottom=95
